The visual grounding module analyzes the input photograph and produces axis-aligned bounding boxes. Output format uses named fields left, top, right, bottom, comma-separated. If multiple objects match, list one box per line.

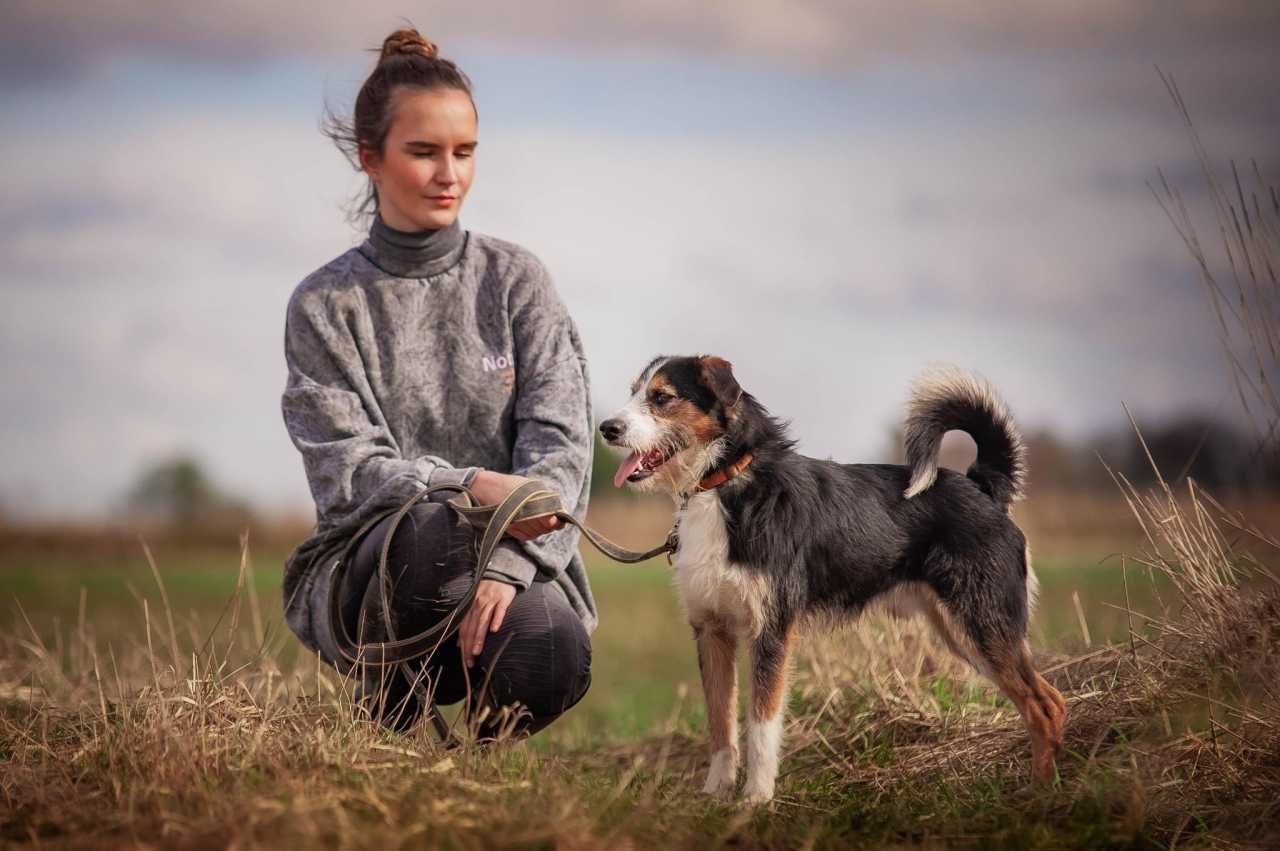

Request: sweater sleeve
left=480, top=255, right=592, bottom=589
left=281, top=284, right=477, bottom=525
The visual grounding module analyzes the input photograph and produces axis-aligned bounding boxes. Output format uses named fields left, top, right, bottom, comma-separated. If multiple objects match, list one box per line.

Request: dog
left=599, top=355, right=1066, bottom=804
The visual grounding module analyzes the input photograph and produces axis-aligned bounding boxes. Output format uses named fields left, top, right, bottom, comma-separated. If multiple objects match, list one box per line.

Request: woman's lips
left=428, top=196, right=456, bottom=205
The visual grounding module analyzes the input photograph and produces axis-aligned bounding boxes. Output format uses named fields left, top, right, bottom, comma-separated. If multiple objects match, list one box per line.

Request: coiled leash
left=325, top=480, right=675, bottom=736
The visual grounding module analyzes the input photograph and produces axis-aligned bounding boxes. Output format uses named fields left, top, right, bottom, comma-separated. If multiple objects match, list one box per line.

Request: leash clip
left=664, top=527, right=680, bottom=565
left=664, top=492, right=689, bottom=565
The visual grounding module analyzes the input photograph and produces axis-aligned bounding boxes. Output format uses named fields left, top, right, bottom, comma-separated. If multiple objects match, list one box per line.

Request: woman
left=280, top=28, right=595, bottom=737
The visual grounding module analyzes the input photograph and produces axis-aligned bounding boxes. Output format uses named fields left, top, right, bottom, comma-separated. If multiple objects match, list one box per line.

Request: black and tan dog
left=600, top=355, right=1066, bottom=804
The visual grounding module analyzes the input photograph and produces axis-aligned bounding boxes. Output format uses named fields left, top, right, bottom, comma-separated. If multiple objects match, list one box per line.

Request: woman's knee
left=488, top=597, right=591, bottom=719
left=544, top=611, right=593, bottom=713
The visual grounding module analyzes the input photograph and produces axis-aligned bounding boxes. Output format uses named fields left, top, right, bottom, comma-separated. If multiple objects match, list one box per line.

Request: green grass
left=1, top=541, right=1171, bottom=746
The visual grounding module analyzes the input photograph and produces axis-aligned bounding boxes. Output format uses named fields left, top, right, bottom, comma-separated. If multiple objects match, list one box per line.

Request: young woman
left=280, top=28, right=594, bottom=737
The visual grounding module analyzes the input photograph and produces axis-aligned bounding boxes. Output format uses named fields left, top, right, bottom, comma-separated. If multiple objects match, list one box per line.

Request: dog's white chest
left=671, top=493, right=767, bottom=636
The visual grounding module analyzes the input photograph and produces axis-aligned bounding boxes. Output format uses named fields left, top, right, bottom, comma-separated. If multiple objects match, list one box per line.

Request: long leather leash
left=327, top=480, right=677, bottom=668
left=326, top=455, right=753, bottom=737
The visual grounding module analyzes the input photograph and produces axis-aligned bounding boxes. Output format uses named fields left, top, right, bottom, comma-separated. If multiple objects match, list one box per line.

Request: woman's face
left=360, top=86, right=477, bottom=232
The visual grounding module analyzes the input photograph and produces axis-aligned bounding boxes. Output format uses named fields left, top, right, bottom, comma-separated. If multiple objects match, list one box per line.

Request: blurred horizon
left=2, top=3, right=1278, bottom=522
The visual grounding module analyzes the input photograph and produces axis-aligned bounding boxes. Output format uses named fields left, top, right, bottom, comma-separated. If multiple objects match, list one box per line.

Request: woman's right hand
left=469, top=470, right=561, bottom=541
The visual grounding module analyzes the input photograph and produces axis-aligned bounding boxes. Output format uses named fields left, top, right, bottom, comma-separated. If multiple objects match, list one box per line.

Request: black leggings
left=337, top=500, right=592, bottom=737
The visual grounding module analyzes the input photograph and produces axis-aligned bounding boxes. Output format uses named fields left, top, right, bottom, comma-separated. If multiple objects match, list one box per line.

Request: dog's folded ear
left=698, top=355, right=742, bottom=409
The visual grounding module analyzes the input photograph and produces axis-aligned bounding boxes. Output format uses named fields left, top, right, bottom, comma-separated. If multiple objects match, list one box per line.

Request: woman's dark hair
left=323, top=27, right=476, bottom=223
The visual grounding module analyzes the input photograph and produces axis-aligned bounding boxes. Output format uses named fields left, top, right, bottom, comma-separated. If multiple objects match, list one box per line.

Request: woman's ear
left=358, top=145, right=380, bottom=182
left=697, top=355, right=742, bottom=409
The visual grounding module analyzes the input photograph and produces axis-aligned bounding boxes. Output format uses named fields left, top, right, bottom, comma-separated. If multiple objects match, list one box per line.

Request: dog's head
left=599, top=355, right=747, bottom=494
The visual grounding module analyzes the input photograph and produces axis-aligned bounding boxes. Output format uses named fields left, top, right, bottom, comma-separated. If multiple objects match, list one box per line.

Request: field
left=3, top=491, right=1279, bottom=848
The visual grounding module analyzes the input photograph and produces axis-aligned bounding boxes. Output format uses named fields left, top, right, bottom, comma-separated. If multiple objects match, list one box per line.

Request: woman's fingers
left=506, top=515, right=559, bottom=541
left=457, top=605, right=477, bottom=662
left=490, top=593, right=511, bottom=633
left=458, top=582, right=517, bottom=666
left=465, top=605, right=489, bottom=664
left=459, top=599, right=493, bottom=666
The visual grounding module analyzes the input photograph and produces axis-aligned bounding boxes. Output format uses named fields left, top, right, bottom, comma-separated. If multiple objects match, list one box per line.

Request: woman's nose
left=435, top=157, right=457, bottom=185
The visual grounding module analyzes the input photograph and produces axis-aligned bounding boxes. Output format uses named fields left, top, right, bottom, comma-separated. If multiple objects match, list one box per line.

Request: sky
left=1, top=2, right=1277, bottom=520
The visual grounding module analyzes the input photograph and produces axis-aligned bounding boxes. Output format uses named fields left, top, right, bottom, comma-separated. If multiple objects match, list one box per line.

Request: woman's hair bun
left=379, top=28, right=439, bottom=63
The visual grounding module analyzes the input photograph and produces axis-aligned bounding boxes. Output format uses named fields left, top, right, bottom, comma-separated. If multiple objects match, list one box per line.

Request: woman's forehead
left=387, top=87, right=477, bottom=141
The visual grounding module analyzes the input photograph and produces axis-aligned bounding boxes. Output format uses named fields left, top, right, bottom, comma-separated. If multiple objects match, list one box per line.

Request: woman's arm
left=281, top=285, right=476, bottom=524
left=480, top=253, right=592, bottom=589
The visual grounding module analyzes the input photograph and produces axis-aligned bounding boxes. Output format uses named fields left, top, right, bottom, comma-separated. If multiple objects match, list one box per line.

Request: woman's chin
left=416, top=206, right=461, bottom=229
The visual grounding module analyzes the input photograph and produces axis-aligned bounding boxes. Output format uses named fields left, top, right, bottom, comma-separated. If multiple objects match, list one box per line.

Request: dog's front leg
left=743, top=621, right=794, bottom=804
left=695, top=620, right=739, bottom=797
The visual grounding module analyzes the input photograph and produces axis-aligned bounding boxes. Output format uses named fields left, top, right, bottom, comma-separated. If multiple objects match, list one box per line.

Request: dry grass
left=3, top=482, right=1279, bottom=849
left=1153, top=71, right=1279, bottom=463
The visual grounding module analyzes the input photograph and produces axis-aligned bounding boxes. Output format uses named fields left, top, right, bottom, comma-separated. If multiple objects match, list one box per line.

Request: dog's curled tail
left=902, top=366, right=1027, bottom=507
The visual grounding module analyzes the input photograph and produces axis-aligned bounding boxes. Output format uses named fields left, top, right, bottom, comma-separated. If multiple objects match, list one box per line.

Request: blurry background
left=1, top=3, right=1277, bottom=742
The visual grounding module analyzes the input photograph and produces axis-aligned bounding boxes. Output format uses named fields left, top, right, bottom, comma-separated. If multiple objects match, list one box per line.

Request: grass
left=0, top=539, right=1170, bottom=748
left=3, top=497, right=1277, bottom=849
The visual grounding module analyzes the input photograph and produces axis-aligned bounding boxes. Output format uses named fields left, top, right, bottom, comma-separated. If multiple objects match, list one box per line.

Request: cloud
left=0, top=13, right=1265, bottom=518
left=0, top=107, right=363, bottom=517
left=3, top=1, right=1278, bottom=86
left=2, top=101, right=1230, bottom=517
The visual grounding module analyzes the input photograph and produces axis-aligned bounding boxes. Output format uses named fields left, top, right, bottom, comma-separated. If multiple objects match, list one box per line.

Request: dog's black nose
left=599, top=419, right=625, bottom=442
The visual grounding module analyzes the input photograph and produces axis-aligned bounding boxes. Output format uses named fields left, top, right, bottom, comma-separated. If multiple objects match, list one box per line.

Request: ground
left=2, top=492, right=1278, bottom=849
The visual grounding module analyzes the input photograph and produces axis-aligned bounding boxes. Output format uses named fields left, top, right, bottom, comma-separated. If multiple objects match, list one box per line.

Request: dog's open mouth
left=613, top=448, right=674, bottom=486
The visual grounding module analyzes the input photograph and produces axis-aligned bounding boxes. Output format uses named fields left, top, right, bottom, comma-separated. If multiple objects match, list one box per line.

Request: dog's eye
left=649, top=390, right=674, bottom=406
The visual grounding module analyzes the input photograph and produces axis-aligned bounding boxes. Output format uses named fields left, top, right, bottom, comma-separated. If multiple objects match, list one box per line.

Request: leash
left=326, top=455, right=753, bottom=737
left=327, top=480, right=676, bottom=669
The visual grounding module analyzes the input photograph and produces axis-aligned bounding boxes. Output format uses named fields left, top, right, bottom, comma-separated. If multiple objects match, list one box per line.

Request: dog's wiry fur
left=601, top=356, right=1066, bottom=804
left=903, top=365, right=1027, bottom=504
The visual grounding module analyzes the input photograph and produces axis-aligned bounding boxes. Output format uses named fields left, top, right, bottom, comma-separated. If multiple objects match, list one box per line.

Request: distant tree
left=1116, top=416, right=1280, bottom=492
left=1024, top=429, right=1111, bottom=491
left=125, top=454, right=253, bottom=528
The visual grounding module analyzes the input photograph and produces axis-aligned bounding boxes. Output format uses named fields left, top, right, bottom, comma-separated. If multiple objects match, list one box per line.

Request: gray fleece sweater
left=280, top=214, right=596, bottom=656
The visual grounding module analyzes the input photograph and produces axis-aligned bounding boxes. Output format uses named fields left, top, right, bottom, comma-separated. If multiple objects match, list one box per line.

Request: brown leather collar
left=694, top=452, right=755, bottom=493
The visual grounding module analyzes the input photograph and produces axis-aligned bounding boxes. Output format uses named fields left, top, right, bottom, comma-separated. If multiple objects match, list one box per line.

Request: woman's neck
left=361, top=212, right=467, bottom=278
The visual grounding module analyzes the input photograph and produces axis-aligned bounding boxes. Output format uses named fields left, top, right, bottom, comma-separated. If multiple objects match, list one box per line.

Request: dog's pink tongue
left=613, top=452, right=643, bottom=487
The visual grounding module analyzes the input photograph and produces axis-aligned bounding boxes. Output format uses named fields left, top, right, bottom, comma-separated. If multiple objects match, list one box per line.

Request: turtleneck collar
left=358, top=212, right=468, bottom=279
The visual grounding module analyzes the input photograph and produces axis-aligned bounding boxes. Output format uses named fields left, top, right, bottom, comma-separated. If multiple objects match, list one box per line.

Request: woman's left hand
left=458, top=578, right=517, bottom=667
left=470, top=470, right=561, bottom=541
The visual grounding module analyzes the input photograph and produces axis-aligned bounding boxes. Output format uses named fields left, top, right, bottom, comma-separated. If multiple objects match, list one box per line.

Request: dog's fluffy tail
left=902, top=366, right=1027, bottom=507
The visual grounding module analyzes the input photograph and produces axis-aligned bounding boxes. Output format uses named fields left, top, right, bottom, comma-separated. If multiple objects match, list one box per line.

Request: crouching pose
left=280, top=28, right=594, bottom=738
left=601, top=356, right=1066, bottom=803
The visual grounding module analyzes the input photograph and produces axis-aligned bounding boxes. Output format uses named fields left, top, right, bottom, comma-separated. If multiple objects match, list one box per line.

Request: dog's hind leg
left=695, top=619, right=739, bottom=797
left=925, top=595, right=1066, bottom=784
left=982, top=639, right=1067, bottom=784
left=742, top=620, right=796, bottom=804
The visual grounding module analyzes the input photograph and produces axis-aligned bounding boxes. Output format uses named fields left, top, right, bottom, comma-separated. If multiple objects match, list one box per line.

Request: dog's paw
left=741, top=784, right=775, bottom=806
left=701, top=748, right=738, bottom=798
left=740, top=773, right=775, bottom=805
left=702, top=773, right=736, bottom=799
